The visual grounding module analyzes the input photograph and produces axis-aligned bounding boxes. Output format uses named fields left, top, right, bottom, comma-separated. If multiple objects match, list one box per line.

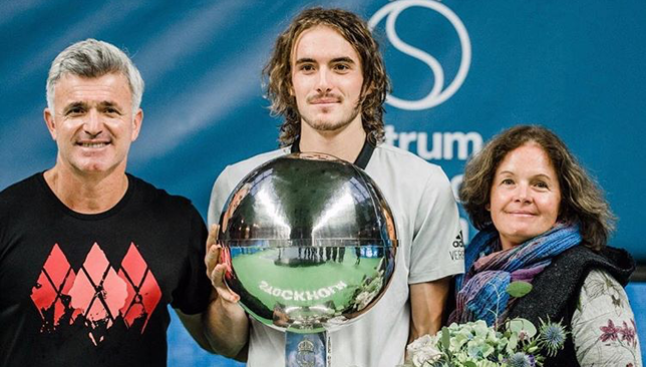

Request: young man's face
left=290, top=25, right=364, bottom=133
left=44, top=73, right=142, bottom=177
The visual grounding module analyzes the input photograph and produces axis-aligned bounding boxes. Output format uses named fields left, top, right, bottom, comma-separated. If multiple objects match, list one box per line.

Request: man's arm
left=169, top=218, right=249, bottom=359
left=174, top=309, right=215, bottom=352
left=173, top=293, right=249, bottom=360
left=407, top=166, right=463, bottom=343
left=408, top=276, right=452, bottom=342
left=201, top=224, right=250, bottom=360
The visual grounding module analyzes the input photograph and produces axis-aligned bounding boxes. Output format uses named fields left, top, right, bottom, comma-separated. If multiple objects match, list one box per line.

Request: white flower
left=411, top=349, right=441, bottom=367
left=407, top=335, right=442, bottom=367
left=398, top=318, right=567, bottom=367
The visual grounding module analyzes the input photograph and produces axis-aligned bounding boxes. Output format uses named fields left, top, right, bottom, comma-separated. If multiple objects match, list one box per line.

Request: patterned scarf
left=449, top=223, right=582, bottom=326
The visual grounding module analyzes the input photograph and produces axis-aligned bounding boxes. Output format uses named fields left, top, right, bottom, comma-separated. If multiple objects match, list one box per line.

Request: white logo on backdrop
left=368, top=0, right=472, bottom=111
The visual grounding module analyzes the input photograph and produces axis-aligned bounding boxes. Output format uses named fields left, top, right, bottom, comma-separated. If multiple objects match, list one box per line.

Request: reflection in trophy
left=217, top=153, right=397, bottom=366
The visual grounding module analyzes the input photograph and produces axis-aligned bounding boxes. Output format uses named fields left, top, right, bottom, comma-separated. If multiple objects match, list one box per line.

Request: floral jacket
left=572, top=269, right=642, bottom=366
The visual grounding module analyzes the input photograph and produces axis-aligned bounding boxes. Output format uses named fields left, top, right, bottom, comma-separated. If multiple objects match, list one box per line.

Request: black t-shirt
left=0, top=173, right=211, bottom=366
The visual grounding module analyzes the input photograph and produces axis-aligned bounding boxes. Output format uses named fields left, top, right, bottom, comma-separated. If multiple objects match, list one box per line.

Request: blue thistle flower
left=506, top=352, right=536, bottom=367
left=539, top=320, right=567, bottom=357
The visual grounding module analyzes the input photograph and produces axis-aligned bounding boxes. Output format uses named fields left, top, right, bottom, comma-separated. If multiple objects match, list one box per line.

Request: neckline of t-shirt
left=290, top=135, right=375, bottom=170
left=36, top=171, right=135, bottom=221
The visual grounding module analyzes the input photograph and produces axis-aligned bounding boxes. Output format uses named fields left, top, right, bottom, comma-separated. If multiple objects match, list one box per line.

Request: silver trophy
left=217, top=153, right=397, bottom=366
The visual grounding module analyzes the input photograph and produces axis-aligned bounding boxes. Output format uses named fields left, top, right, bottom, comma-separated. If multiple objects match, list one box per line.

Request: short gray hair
left=46, top=39, right=144, bottom=114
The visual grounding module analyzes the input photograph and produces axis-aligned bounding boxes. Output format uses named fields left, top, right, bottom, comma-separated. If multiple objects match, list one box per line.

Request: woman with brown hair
left=450, top=125, right=641, bottom=366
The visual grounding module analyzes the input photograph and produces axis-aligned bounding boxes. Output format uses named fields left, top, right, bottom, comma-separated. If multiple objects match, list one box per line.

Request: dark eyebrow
left=295, top=58, right=316, bottom=65
left=533, top=173, right=555, bottom=181
left=294, top=57, right=357, bottom=65
left=99, top=101, right=121, bottom=109
left=99, top=101, right=124, bottom=114
left=499, top=171, right=555, bottom=181
left=330, top=57, right=355, bottom=64
left=63, top=102, right=88, bottom=115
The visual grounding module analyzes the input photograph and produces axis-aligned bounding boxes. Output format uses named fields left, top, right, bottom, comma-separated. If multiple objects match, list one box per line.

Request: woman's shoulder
left=571, top=269, right=642, bottom=366
left=554, top=245, right=635, bottom=287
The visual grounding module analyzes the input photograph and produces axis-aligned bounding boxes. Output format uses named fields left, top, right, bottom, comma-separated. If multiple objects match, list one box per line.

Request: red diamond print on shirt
left=118, top=243, right=161, bottom=332
left=30, top=244, right=76, bottom=330
left=68, top=243, right=128, bottom=345
left=31, top=242, right=162, bottom=345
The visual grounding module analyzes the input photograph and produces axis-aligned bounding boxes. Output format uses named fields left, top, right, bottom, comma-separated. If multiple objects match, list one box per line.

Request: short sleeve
left=408, top=166, right=465, bottom=284
left=171, top=204, right=211, bottom=315
left=571, top=269, right=642, bottom=366
left=208, top=165, right=234, bottom=226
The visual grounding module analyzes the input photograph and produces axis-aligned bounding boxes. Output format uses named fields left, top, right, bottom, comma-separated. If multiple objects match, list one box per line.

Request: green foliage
left=442, top=327, right=450, bottom=351
left=400, top=318, right=567, bottom=367
left=399, top=278, right=567, bottom=367
left=506, top=281, right=533, bottom=298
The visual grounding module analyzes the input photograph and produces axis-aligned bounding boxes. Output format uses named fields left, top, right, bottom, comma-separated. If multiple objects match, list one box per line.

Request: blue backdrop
left=1, top=1, right=644, bottom=366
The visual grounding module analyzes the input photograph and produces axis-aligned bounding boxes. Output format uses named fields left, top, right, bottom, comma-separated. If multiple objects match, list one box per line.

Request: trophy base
left=285, top=331, right=329, bottom=367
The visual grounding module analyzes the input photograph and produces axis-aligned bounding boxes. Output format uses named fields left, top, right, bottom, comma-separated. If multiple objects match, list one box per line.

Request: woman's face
left=489, top=142, right=561, bottom=250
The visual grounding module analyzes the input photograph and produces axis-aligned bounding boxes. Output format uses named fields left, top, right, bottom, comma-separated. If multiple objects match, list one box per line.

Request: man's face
left=44, top=73, right=142, bottom=177
left=291, top=25, right=364, bottom=133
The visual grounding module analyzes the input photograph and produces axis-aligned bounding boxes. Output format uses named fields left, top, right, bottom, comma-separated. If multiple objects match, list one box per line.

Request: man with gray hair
left=0, top=39, right=218, bottom=366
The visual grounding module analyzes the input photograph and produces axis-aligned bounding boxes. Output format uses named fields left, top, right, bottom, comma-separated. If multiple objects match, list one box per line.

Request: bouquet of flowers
left=402, top=282, right=567, bottom=367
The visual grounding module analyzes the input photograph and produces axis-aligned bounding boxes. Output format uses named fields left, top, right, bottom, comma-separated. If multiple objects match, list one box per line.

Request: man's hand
left=201, top=224, right=249, bottom=360
left=205, top=224, right=241, bottom=303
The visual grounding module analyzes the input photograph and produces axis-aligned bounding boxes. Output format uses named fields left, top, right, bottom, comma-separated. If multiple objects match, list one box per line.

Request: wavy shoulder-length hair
left=459, top=125, right=615, bottom=251
left=263, top=7, right=390, bottom=146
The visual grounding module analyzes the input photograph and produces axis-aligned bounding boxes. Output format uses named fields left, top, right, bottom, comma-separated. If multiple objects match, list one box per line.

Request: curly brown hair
left=459, top=125, right=615, bottom=251
left=263, top=7, right=390, bottom=146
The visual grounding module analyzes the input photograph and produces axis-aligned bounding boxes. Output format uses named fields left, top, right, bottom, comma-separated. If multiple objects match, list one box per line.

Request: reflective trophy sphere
left=217, top=153, right=397, bottom=334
